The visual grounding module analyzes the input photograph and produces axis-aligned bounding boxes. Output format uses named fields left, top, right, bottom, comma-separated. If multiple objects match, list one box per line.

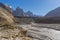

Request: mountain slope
left=45, top=7, right=60, bottom=17
left=0, top=3, right=14, bottom=25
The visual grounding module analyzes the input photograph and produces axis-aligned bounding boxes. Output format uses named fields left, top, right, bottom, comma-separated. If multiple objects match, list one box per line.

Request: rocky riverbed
left=16, top=23, right=60, bottom=40
left=0, top=24, right=32, bottom=40
left=0, top=23, right=60, bottom=40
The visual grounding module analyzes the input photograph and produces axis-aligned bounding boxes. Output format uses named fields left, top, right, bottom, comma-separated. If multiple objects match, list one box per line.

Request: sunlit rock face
left=0, top=3, right=14, bottom=25
left=0, top=25, right=31, bottom=40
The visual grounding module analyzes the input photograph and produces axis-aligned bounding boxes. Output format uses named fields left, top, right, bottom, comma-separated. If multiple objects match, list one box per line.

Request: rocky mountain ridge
left=13, top=7, right=36, bottom=17
left=45, top=7, right=60, bottom=17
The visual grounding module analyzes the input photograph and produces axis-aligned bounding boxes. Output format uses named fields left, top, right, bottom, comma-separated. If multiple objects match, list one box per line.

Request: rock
left=0, top=25, right=32, bottom=40
left=0, top=3, right=14, bottom=25
left=17, top=24, right=60, bottom=40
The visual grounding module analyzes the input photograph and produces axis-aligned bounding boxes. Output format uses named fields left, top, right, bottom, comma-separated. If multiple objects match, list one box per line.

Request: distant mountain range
left=13, top=7, right=37, bottom=17
left=13, top=6, right=60, bottom=17
left=1, top=2, right=60, bottom=23
left=1, top=2, right=60, bottom=17
left=0, top=3, right=37, bottom=17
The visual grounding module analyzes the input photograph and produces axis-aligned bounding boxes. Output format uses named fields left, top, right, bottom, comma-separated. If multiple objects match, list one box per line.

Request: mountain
left=45, top=7, right=60, bottom=17
left=25, top=11, right=34, bottom=17
left=34, top=7, right=60, bottom=23
left=0, top=3, right=14, bottom=25
left=0, top=3, right=13, bottom=13
left=13, top=7, right=36, bottom=17
left=13, top=7, right=25, bottom=17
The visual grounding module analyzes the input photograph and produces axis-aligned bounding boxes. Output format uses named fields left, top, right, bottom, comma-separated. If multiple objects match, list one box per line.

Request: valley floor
left=16, top=23, right=60, bottom=40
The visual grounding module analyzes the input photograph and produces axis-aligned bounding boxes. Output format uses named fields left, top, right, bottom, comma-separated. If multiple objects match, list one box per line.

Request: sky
left=0, top=0, right=60, bottom=16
